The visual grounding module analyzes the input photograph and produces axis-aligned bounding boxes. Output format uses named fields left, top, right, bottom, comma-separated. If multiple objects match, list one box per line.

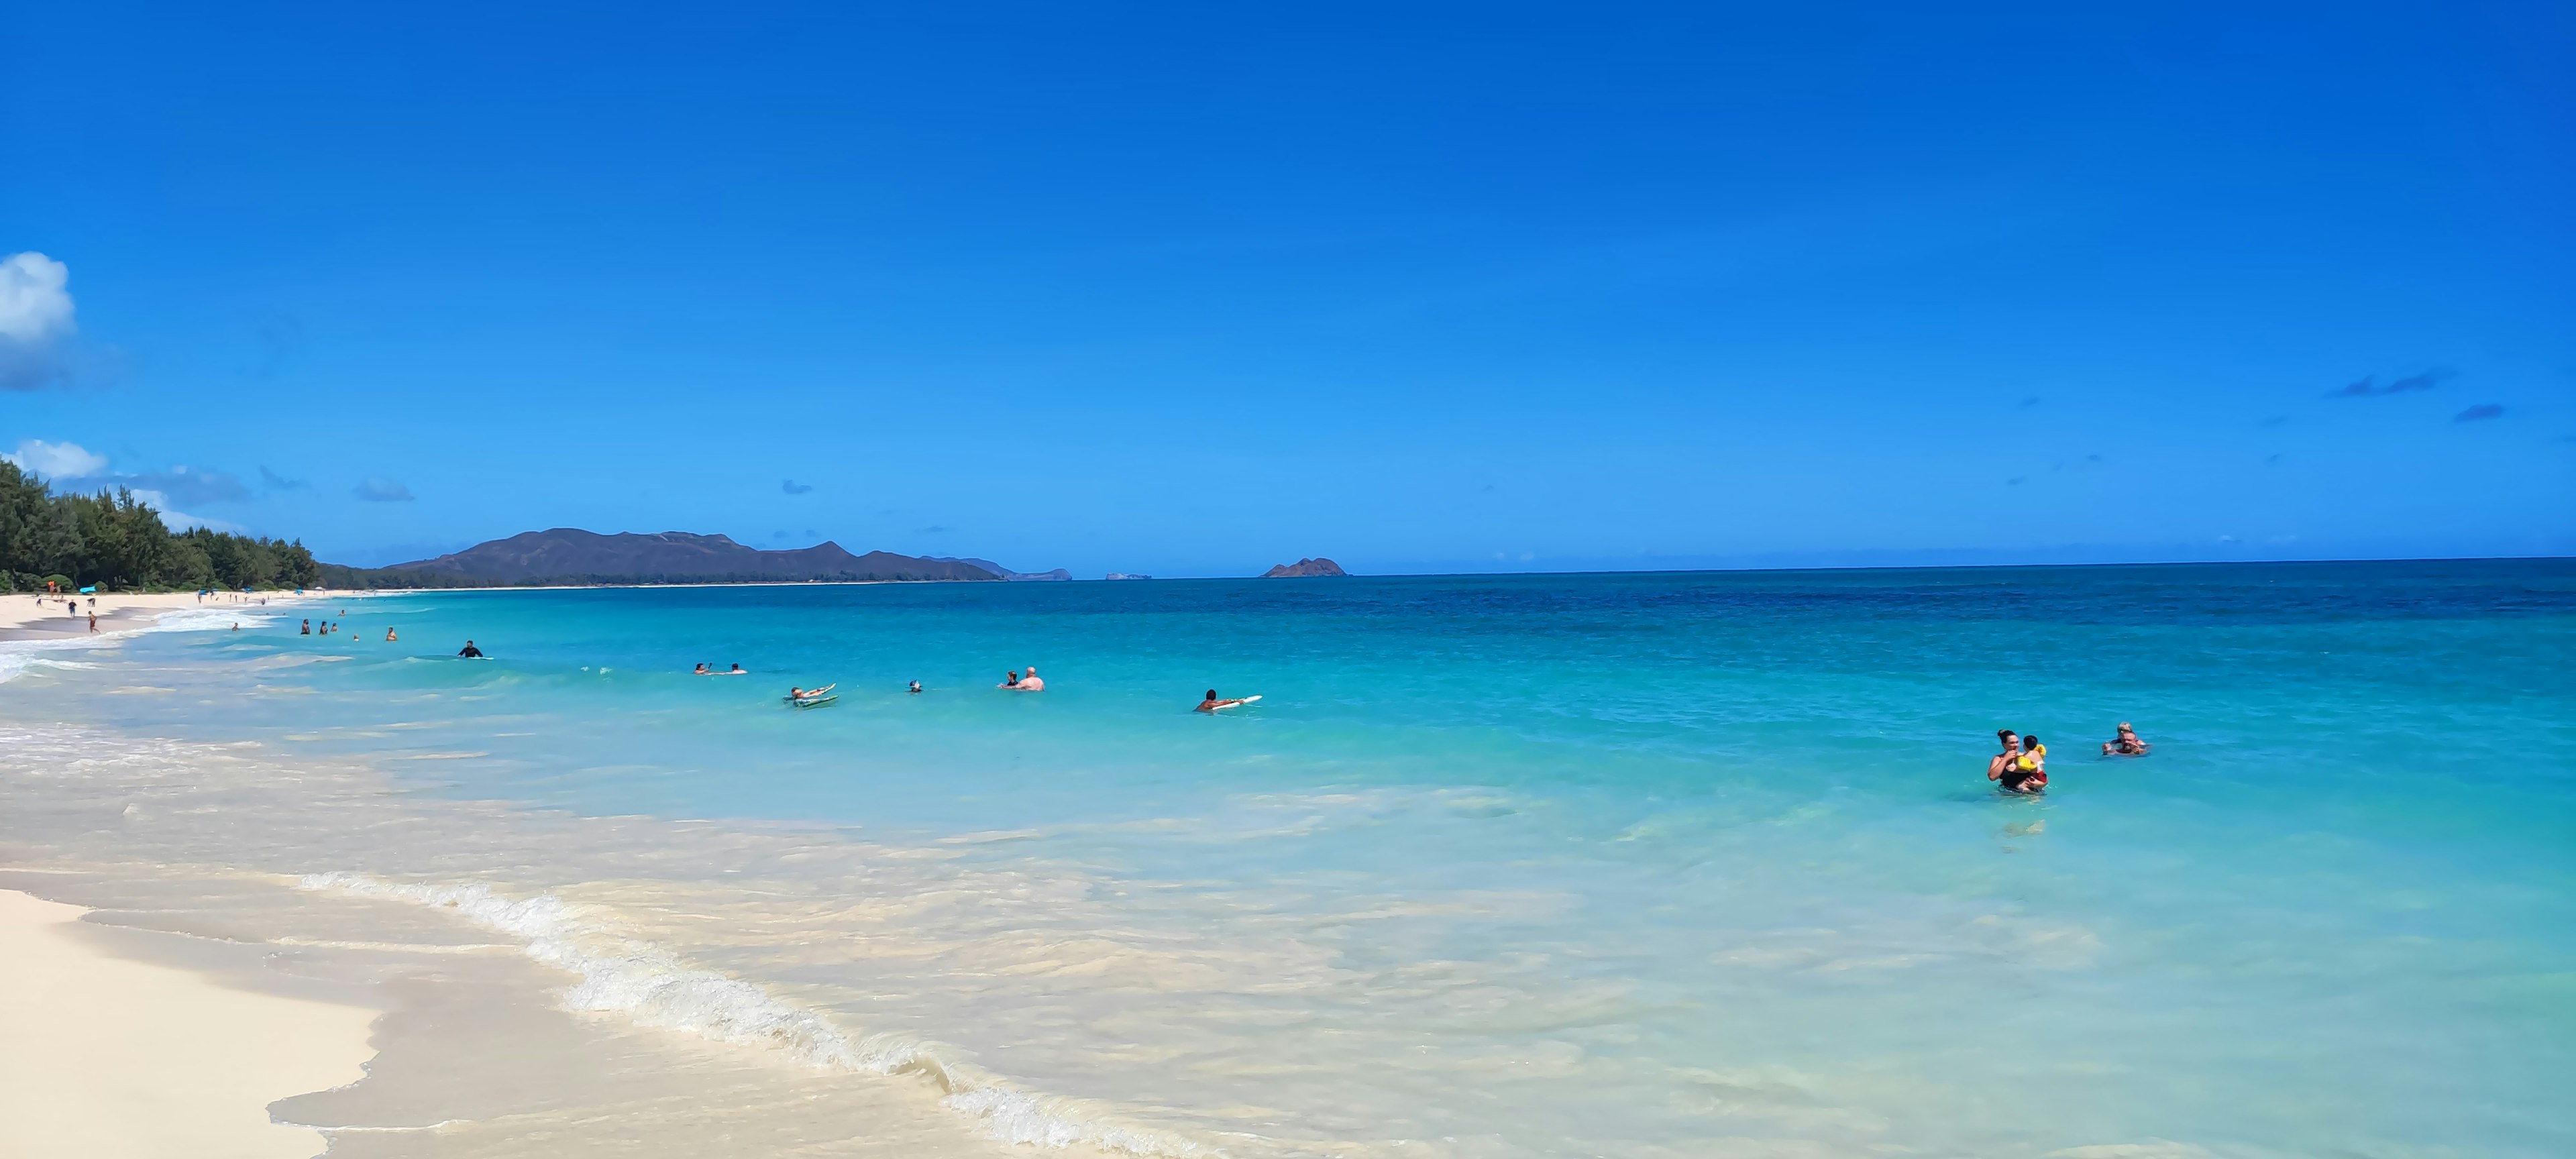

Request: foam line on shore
left=0, top=606, right=281, bottom=683
left=298, top=871, right=1206, bottom=1157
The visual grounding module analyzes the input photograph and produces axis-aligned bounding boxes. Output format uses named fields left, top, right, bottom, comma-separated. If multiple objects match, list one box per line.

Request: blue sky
left=4, top=1, right=2570, bottom=575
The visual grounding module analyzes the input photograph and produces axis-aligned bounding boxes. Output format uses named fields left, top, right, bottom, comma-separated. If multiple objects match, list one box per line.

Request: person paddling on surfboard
left=1196, top=689, right=1250, bottom=712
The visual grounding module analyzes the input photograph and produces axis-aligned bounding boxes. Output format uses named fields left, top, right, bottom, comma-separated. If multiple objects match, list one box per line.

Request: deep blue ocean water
left=10, top=559, right=2574, bottom=1157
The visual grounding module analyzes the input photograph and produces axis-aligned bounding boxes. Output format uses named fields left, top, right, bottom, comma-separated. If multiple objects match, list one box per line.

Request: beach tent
left=77, top=586, right=96, bottom=594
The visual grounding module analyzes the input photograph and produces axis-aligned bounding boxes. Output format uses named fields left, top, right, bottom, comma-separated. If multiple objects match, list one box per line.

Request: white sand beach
left=0, top=590, right=317, bottom=641
left=0, top=889, right=380, bottom=1159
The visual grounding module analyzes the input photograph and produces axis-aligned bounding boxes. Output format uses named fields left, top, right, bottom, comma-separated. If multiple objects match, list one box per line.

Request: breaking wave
left=298, top=872, right=1205, bottom=1156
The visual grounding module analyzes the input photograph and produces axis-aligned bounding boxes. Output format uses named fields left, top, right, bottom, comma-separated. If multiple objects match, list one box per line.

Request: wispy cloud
left=1, top=441, right=250, bottom=508
left=2453, top=404, right=2504, bottom=423
left=0, top=252, right=77, bottom=390
left=260, top=465, right=309, bottom=491
left=781, top=480, right=814, bottom=494
left=2326, top=370, right=2451, bottom=398
left=127, top=490, right=239, bottom=533
left=354, top=477, right=415, bottom=502
left=121, top=467, right=252, bottom=506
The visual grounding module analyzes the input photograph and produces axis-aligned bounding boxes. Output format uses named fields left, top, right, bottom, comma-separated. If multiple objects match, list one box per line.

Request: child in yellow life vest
left=2017, top=736, right=2048, bottom=790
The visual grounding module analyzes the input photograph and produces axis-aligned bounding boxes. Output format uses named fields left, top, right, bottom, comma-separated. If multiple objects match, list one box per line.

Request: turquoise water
left=10, top=561, right=2575, bottom=1157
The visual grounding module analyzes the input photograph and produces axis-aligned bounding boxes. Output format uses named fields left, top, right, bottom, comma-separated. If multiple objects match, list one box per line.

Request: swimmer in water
left=458, top=640, right=484, bottom=658
left=1988, top=730, right=2044, bottom=793
left=1017, top=666, right=1044, bottom=692
left=908, top=680, right=922, bottom=694
left=385, top=628, right=398, bottom=643
left=1001, top=670, right=1020, bottom=688
left=724, top=663, right=746, bottom=675
left=1195, top=689, right=1248, bottom=712
left=2015, top=734, right=2049, bottom=791
left=2102, top=722, right=2151, bottom=756
left=693, top=663, right=710, bottom=675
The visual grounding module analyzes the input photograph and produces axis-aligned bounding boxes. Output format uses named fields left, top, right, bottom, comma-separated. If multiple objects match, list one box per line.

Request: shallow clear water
left=7, top=561, right=2574, bottom=1158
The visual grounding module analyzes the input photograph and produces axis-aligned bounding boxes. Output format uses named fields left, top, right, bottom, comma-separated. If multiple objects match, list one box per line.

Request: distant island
left=1104, top=572, right=1154, bottom=581
left=319, top=529, right=1012, bottom=589
left=930, top=557, right=1072, bottom=582
left=1263, top=557, right=1348, bottom=577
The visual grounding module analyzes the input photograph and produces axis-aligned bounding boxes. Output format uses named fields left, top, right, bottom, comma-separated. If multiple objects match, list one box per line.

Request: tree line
left=1, top=461, right=321, bottom=592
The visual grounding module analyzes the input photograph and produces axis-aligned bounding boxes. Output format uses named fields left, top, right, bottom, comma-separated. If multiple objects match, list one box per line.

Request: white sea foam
left=0, top=604, right=276, bottom=683
left=299, top=872, right=1203, bottom=1156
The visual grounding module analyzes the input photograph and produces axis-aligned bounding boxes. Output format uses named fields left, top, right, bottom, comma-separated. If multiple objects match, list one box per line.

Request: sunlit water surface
left=5, top=561, right=2572, bottom=1158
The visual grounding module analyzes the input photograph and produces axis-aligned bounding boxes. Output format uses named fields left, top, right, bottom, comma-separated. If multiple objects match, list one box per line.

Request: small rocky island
left=1263, top=557, right=1349, bottom=577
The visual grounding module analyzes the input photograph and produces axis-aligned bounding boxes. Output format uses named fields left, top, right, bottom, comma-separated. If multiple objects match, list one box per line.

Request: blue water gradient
left=19, top=559, right=2576, bottom=1156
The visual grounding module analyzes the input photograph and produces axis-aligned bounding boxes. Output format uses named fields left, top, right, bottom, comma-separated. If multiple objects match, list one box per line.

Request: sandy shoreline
left=0, top=590, right=335, bottom=642
left=0, top=887, right=380, bottom=1159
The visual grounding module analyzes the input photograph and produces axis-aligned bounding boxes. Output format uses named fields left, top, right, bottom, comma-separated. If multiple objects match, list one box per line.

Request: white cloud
left=0, top=252, right=76, bottom=389
left=126, top=488, right=240, bottom=533
left=3, top=438, right=109, bottom=479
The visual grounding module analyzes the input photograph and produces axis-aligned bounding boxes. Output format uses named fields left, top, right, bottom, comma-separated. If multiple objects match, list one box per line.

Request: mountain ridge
left=321, top=529, right=1002, bottom=588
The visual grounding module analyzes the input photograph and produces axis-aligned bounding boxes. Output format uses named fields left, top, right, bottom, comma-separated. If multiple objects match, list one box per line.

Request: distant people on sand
left=1196, top=689, right=1249, bottom=712
left=458, top=640, right=484, bottom=658
left=2102, top=722, right=2151, bottom=756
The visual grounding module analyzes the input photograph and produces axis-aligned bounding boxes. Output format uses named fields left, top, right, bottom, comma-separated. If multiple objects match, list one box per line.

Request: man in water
left=2102, top=722, right=2151, bottom=756
left=1018, top=666, right=1044, bottom=692
left=727, top=663, right=747, bottom=675
left=458, top=640, right=484, bottom=658
left=1195, top=689, right=1248, bottom=712
left=908, top=681, right=922, bottom=694
left=693, top=663, right=710, bottom=675
left=301, top=618, right=311, bottom=635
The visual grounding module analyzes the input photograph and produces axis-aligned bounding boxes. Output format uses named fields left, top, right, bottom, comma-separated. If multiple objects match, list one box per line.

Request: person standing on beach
left=87, top=611, right=97, bottom=632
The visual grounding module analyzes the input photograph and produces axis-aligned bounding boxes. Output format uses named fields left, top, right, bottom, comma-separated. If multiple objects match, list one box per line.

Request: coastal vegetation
left=0, top=461, right=320, bottom=592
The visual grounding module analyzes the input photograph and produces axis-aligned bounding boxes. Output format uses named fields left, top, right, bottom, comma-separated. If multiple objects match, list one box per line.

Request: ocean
left=5, top=560, right=2572, bottom=1158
